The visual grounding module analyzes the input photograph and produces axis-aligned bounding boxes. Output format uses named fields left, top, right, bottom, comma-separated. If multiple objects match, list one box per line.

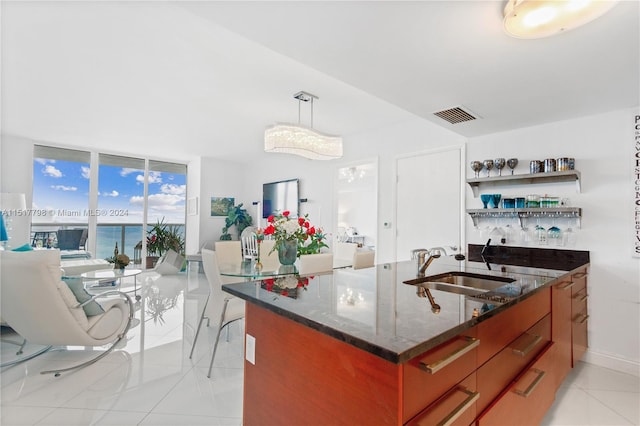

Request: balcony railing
left=30, top=222, right=185, bottom=264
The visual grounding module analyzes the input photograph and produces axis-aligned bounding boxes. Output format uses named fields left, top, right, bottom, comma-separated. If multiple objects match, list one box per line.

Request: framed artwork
left=187, top=197, right=198, bottom=216
left=210, top=197, right=234, bottom=216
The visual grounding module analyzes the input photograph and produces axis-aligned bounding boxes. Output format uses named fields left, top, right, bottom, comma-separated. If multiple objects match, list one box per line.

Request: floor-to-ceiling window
left=31, top=145, right=91, bottom=248
left=32, top=146, right=187, bottom=267
left=96, top=154, right=146, bottom=263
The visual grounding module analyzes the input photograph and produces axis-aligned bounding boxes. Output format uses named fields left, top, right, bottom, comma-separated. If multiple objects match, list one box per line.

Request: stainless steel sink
left=416, top=281, right=488, bottom=297
left=404, top=271, right=519, bottom=303
left=404, top=271, right=515, bottom=291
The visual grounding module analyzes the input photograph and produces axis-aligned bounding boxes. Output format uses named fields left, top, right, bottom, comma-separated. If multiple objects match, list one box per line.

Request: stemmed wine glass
left=494, top=158, right=506, bottom=176
left=470, top=161, right=484, bottom=178
left=483, top=159, right=494, bottom=177
left=507, top=158, right=518, bottom=175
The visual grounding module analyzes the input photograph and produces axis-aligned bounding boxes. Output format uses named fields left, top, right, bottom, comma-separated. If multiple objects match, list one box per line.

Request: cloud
left=135, top=171, right=162, bottom=184
left=50, top=185, right=77, bottom=191
left=42, top=164, right=62, bottom=178
left=101, top=190, right=119, bottom=197
left=81, top=166, right=91, bottom=179
left=130, top=193, right=184, bottom=212
left=160, top=184, right=186, bottom=196
left=120, top=168, right=142, bottom=177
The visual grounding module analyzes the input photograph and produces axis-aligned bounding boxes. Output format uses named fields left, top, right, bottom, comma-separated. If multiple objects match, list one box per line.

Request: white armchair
left=0, top=249, right=133, bottom=376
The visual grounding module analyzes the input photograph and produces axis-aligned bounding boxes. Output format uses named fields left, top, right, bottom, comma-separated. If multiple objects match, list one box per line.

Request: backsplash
left=468, top=244, right=590, bottom=271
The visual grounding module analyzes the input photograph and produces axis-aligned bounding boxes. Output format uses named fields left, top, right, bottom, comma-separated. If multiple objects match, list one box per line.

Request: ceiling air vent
left=433, top=106, right=478, bottom=124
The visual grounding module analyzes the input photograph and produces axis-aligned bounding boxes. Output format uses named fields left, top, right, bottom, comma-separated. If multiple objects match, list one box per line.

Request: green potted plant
left=146, top=218, right=185, bottom=268
left=220, top=203, right=253, bottom=240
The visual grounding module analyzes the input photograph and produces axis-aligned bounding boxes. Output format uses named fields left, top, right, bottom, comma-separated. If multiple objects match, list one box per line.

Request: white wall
left=467, top=108, right=640, bottom=375
left=0, top=135, right=36, bottom=247
left=343, top=118, right=466, bottom=263
left=196, top=156, right=247, bottom=247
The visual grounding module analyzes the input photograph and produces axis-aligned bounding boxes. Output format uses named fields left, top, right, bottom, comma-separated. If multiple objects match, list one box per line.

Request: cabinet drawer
left=477, top=288, right=550, bottom=367
left=476, top=313, right=551, bottom=413
left=571, top=269, right=588, bottom=293
left=572, top=309, right=588, bottom=364
left=403, top=332, right=478, bottom=423
left=477, top=342, right=557, bottom=426
left=572, top=287, right=588, bottom=314
left=407, top=372, right=477, bottom=426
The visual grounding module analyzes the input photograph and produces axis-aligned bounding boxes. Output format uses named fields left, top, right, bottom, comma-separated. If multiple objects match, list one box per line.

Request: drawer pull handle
left=439, top=388, right=480, bottom=426
left=559, top=281, right=576, bottom=290
left=514, top=368, right=546, bottom=398
left=576, top=314, right=589, bottom=324
left=420, top=336, right=479, bottom=374
left=573, top=290, right=587, bottom=300
left=579, top=293, right=588, bottom=303
left=572, top=272, right=588, bottom=279
left=511, top=333, right=542, bottom=357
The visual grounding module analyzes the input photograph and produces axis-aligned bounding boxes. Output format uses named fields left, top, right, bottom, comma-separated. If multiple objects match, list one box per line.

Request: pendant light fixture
left=264, top=91, right=343, bottom=160
left=503, top=0, right=619, bottom=39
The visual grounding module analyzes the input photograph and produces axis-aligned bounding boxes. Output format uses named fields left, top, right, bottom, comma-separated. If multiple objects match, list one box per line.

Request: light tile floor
left=1, top=272, right=638, bottom=425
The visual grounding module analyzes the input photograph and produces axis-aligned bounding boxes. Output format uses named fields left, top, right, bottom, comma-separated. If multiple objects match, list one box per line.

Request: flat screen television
left=263, top=178, right=299, bottom=218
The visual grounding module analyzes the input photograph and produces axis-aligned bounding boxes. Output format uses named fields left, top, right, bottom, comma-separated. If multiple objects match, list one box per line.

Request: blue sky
left=33, top=158, right=186, bottom=224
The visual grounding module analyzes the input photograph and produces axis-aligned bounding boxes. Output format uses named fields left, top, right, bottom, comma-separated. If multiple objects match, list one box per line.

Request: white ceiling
left=2, top=1, right=638, bottom=163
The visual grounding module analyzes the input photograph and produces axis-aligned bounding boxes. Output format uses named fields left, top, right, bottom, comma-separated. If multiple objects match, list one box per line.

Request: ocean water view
left=96, top=225, right=146, bottom=261
left=30, top=223, right=185, bottom=264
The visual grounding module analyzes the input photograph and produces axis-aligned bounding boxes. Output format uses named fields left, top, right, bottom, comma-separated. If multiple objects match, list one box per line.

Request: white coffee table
left=81, top=269, right=142, bottom=300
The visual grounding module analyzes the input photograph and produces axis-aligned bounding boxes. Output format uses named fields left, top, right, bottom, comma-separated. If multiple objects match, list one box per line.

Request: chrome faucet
left=412, top=247, right=449, bottom=276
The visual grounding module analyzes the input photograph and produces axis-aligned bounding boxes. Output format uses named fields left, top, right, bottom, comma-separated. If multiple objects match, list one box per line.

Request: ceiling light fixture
left=503, top=0, right=618, bottom=39
left=264, top=91, right=343, bottom=160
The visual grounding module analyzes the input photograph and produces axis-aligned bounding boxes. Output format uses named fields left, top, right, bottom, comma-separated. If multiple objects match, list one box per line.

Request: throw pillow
left=11, top=243, right=33, bottom=252
left=62, top=277, right=105, bottom=317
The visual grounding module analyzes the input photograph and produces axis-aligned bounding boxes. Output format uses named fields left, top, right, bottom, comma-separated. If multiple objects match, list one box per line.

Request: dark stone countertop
left=222, top=256, right=589, bottom=364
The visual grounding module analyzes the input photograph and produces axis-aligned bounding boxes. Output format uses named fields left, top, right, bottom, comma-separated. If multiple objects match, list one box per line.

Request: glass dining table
left=218, top=261, right=300, bottom=280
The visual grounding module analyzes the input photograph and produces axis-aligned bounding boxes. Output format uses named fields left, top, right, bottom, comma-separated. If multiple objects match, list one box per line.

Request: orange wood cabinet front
left=551, top=278, right=574, bottom=388
left=241, top=282, right=582, bottom=426
left=571, top=268, right=589, bottom=365
left=476, top=343, right=557, bottom=426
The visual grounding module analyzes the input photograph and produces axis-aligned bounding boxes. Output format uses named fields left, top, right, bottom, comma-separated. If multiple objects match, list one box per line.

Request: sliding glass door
left=31, top=146, right=187, bottom=269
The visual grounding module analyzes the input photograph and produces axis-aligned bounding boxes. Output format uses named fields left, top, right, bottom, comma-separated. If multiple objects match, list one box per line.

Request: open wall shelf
left=466, top=207, right=582, bottom=228
left=467, top=170, right=581, bottom=197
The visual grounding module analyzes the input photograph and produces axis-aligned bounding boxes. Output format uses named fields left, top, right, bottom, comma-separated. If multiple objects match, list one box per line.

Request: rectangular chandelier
left=264, top=91, right=343, bottom=161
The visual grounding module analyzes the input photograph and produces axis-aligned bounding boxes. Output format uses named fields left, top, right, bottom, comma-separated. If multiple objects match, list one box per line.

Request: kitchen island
left=223, top=254, right=589, bottom=425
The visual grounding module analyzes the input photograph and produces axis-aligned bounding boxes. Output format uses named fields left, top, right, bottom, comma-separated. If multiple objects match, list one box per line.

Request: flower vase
left=254, top=242, right=263, bottom=271
left=277, top=239, right=298, bottom=266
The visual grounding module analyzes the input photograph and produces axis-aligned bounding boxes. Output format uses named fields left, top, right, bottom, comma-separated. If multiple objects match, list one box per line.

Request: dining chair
left=240, top=226, right=258, bottom=260
left=333, top=241, right=358, bottom=268
left=189, top=248, right=245, bottom=378
left=258, top=239, right=280, bottom=271
left=353, top=250, right=375, bottom=269
left=298, top=253, right=334, bottom=275
left=214, top=241, right=243, bottom=284
left=0, top=249, right=133, bottom=376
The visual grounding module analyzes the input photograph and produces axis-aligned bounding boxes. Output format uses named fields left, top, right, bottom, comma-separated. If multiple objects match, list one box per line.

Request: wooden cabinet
left=551, top=278, right=574, bottom=387
left=477, top=343, right=557, bottom=426
left=403, top=333, right=478, bottom=423
left=243, top=303, right=400, bottom=426
left=477, top=313, right=551, bottom=413
left=241, top=272, right=587, bottom=426
left=407, top=373, right=478, bottom=426
left=476, top=289, right=550, bottom=367
left=571, top=268, right=589, bottom=364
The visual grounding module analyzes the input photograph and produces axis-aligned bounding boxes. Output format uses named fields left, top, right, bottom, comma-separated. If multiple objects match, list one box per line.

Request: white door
left=396, top=148, right=462, bottom=261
